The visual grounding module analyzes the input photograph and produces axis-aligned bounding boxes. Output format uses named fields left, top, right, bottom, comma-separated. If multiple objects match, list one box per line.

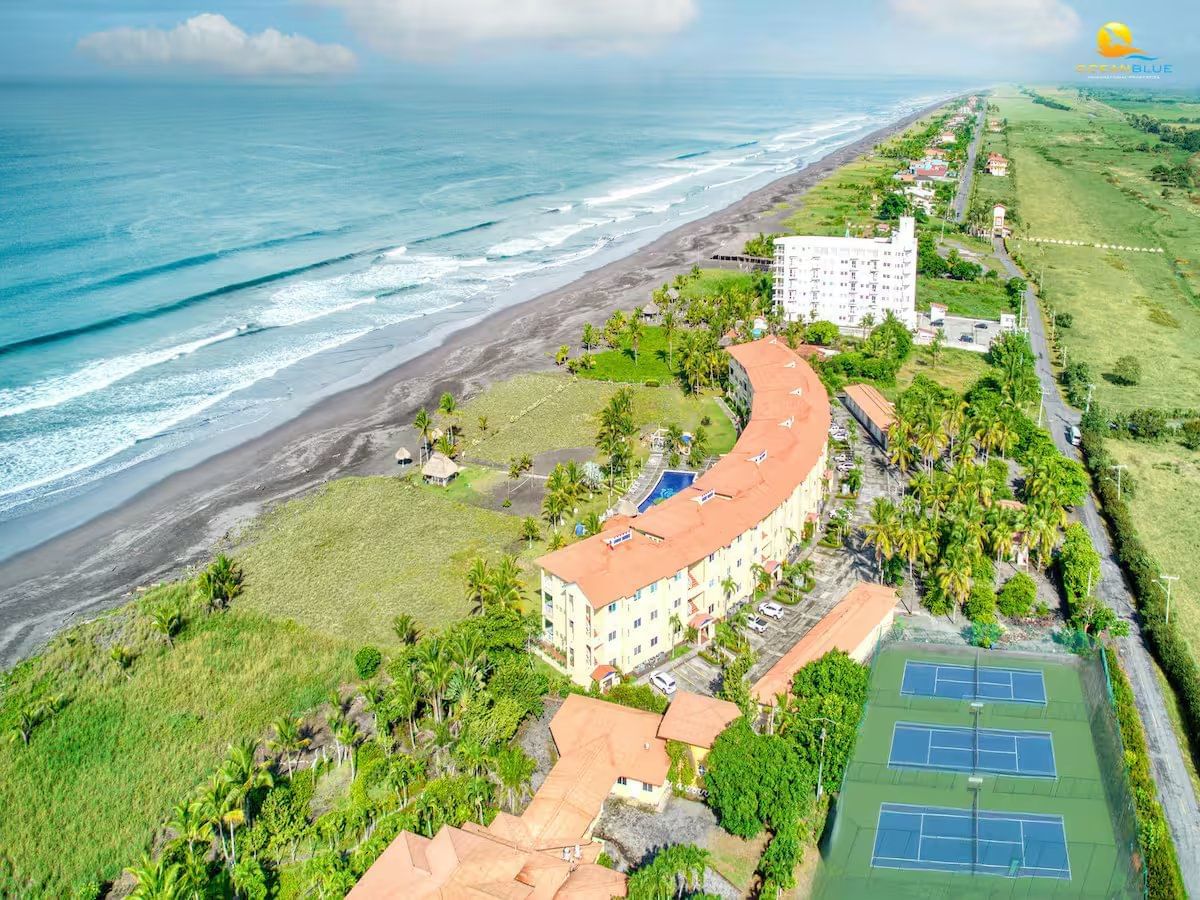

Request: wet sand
left=0, top=100, right=949, bottom=668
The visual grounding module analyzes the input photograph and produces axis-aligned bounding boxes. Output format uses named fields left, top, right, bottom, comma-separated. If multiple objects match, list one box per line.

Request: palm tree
left=465, top=557, right=492, bottom=615
left=454, top=737, right=490, bottom=778
left=7, top=702, right=44, bottom=746
left=495, top=745, right=536, bottom=812
left=334, top=718, right=363, bottom=777
left=166, top=799, right=213, bottom=855
left=669, top=612, right=683, bottom=642
left=662, top=309, right=678, bottom=369
left=223, top=739, right=273, bottom=827
left=477, top=414, right=489, bottom=434
left=110, top=644, right=135, bottom=677
left=268, top=717, right=310, bottom=775
left=438, top=392, right=458, bottom=443
left=933, top=551, right=972, bottom=615
left=521, top=516, right=540, bottom=548
left=435, top=432, right=456, bottom=458
left=862, top=497, right=899, bottom=581
left=148, top=601, right=183, bottom=648
left=720, top=575, right=738, bottom=606
left=388, top=669, right=421, bottom=746
left=582, top=322, right=598, bottom=352
left=126, top=853, right=183, bottom=900
left=626, top=315, right=645, bottom=364
left=413, top=408, right=433, bottom=463
left=392, top=613, right=420, bottom=645
left=197, top=553, right=243, bottom=610
left=418, top=641, right=452, bottom=723
left=581, top=512, right=602, bottom=536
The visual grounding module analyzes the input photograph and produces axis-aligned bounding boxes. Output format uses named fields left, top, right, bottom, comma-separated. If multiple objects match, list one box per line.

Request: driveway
left=953, top=101, right=987, bottom=223
left=993, top=235, right=1200, bottom=891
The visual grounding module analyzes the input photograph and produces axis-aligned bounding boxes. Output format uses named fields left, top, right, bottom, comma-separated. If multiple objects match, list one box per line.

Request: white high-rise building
left=773, top=217, right=917, bottom=331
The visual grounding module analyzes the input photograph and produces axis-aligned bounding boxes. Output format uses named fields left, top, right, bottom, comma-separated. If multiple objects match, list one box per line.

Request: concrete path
left=953, top=101, right=988, bottom=224
left=993, top=236, right=1200, bottom=892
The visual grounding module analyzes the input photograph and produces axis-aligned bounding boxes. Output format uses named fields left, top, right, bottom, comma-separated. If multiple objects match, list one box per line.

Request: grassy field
left=0, top=589, right=351, bottom=895
left=459, top=372, right=735, bottom=465
left=678, top=269, right=761, bottom=302
left=577, top=324, right=682, bottom=384
left=237, top=477, right=530, bottom=645
left=1106, top=438, right=1200, bottom=654
left=989, top=86, right=1200, bottom=414
left=781, top=154, right=896, bottom=236
left=916, top=275, right=1014, bottom=320
left=886, top=345, right=990, bottom=399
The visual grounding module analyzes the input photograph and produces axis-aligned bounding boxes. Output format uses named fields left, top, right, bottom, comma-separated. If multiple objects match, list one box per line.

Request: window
left=643, top=783, right=654, bottom=793
left=650, top=610, right=658, bottom=621
left=608, top=602, right=617, bottom=613
left=651, top=582, right=657, bottom=593
left=651, top=637, right=659, bottom=647
left=617, top=776, right=627, bottom=786
left=633, top=617, right=642, bottom=628
left=635, top=589, right=642, bottom=600
left=608, top=630, right=617, bottom=642
left=674, top=599, right=681, bottom=608
left=634, top=645, right=642, bottom=656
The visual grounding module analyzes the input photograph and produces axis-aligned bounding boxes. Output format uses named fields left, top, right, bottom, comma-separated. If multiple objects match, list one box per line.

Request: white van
left=1069, top=425, right=1082, bottom=447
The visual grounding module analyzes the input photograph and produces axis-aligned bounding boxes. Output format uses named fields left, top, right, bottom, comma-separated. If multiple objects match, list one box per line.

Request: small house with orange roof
left=350, top=693, right=674, bottom=899
left=986, top=152, right=1009, bottom=176
left=751, top=582, right=897, bottom=706
left=657, top=690, right=741, bottom=780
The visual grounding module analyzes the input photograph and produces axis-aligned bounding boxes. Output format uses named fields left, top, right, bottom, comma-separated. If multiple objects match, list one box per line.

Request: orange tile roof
left=537, top=339, right=829, bottom=608
left=657, top=691, right=741, bottom=749
left=843, top=383, right=895, bottom=434
left=348, top=823, right=626, bottom=899
left=752, top=582, right=897, bottom=705
left=590, top=664, right=617, bottom=682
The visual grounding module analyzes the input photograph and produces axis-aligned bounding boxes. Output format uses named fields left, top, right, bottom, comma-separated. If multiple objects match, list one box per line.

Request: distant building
left=911, top=160, right=950, bottom=180
left=924, top=148, right=949, bottom=160
left=986, top=153, right=1009, bottom=176
left=773, top=217, right=917, bottom=331
left=988, top=118, right=1002, bottom=133
left=937, top=130, right=957, bottom=145
left=904, top=184, right=935, bottom=214
left=841, top=383, right=896, bottom=448
left=992, top=203, right=1009, bottom=236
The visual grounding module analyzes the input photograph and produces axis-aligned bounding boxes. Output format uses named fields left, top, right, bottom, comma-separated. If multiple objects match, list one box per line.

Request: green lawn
left=781, top=153, right=897, bottom=236
left=917, top=275, right=1014, bottom=320
left=678, top=269, right=761, bottom=302
left=577, top=325, right=682, bottom=384
left=1106, top=438, right=1200, bottom=655
left=237, top=477, right=529, bottom=645
left=991, top=85, right=1200, bottom=414
left=888, top=345, right=990, bottom=399
left=0, top=590, right=351, bottom=895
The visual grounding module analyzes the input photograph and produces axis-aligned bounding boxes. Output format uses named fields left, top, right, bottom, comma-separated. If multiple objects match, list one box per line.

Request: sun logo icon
left=1096, top=22, right=1156, bottom=60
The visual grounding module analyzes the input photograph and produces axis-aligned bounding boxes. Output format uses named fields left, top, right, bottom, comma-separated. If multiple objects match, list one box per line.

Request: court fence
left=813, top=623, right=1145, bottom=898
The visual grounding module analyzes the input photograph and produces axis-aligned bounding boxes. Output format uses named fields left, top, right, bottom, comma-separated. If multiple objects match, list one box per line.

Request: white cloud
left=77, top=13, right=357, bottom=76
left=888, top=0, right=1081, bottom=49
left=320, top=0, right=696, bottom=59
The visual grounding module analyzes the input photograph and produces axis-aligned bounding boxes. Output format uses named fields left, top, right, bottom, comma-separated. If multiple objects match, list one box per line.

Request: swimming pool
left=638, top=470, right=697, bottom=512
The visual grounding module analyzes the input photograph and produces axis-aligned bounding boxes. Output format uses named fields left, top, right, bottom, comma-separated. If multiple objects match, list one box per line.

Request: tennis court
left=871, top=802, right=1071, bottom=880
left=901, top=660, right=1047, bottom=704
left=889, top=722, right=1057, bottom=777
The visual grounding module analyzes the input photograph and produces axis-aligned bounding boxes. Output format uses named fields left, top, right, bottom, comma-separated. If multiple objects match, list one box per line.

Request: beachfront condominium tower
left=535, top=339, right=829, bottom=687
left=772, top=216, right=917, bottom=331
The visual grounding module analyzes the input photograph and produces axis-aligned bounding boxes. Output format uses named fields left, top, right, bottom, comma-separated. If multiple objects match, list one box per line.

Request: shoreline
left=0, top=97, right=952, bottom=668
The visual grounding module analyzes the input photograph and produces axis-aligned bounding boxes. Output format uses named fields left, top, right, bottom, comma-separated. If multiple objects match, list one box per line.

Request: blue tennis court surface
left=872, top=803, right=1071, bottom=879
left=889, top=722, right=1056, bottom=777
left=901, top=660, right=1047, bottom=705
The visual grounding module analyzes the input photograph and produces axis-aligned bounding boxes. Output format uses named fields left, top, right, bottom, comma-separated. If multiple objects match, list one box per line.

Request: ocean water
left=0, top=77, right=964, bottom=555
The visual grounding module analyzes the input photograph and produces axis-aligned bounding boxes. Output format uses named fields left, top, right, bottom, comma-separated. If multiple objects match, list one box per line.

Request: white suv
left=746, top=615, right=768, bottom=634
left=758, top=601, right=785, bottom=619
left=649, top=671, right=677, bottom=696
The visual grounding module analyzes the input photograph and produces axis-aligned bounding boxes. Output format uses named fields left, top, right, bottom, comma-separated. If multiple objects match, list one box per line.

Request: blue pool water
left=638, top=470, right=697, bottom=512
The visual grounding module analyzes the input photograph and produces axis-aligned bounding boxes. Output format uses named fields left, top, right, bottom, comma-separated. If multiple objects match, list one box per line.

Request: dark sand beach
left=0, top=101, right=948, bottom=668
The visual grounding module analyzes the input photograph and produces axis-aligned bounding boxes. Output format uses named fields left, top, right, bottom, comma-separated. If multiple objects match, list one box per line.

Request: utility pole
left=1110, top=464, right=1127, bottom=500
left=1159, top=574, right=1179, bottom=626
left=1085, top=383, right=1095, bottom=414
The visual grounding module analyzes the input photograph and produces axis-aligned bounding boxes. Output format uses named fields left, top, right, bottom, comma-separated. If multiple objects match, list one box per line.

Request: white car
left=837, top=462, right=854, bottom=472
left=758, top=601, right=785, bottom=619
left=746, top=615, right=768, bottom=634
left=649, top=671, right=677, bottom=696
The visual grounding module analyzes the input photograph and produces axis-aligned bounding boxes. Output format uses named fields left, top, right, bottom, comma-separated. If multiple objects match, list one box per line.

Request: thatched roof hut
left=422, top=452, right=461, bottom=486
left=641, top=300, right=659, bottom=320
left=394, top=447, right=413, bottom=465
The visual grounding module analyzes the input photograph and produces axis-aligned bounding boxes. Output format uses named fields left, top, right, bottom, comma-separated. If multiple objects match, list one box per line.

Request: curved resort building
left=537, top=337, right=831, bottom=686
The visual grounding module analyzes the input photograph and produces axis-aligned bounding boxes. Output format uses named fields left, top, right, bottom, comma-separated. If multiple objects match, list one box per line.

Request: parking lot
left=916, top=312, right=1007, bottom=352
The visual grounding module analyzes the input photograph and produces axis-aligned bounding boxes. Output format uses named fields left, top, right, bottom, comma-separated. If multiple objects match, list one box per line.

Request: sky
left=1, top=0, right=1197, bottom=84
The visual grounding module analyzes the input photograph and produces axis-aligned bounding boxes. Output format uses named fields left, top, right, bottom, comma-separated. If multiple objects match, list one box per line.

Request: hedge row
left=1079, top=423, right=1200, bottom=743
left=1103, top=646, right=1186, bottom=899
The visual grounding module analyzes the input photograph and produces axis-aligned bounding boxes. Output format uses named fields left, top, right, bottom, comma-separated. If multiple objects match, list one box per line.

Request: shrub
left=354, top=646, right=382, bottom=680
left=964, top=583, right=997, bottom=624
left=1104, top=647, right=1186, bottom=898
left=1180, top=419, right=1200, bottom=451
left=700, top=415, right=712, bottom=427
left=1112, top=355, right=1141, bottom=386
left=601, top=682, right=668, bottom=714
left=643, top=379, right=659, bottom=388
left=997, top=572, right=1037, bottom=618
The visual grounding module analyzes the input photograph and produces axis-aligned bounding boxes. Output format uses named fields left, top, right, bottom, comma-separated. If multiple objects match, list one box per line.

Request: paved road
left=952, top=101, right=988, bottom=224
left=993, top=236, right=1200, bottom=891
